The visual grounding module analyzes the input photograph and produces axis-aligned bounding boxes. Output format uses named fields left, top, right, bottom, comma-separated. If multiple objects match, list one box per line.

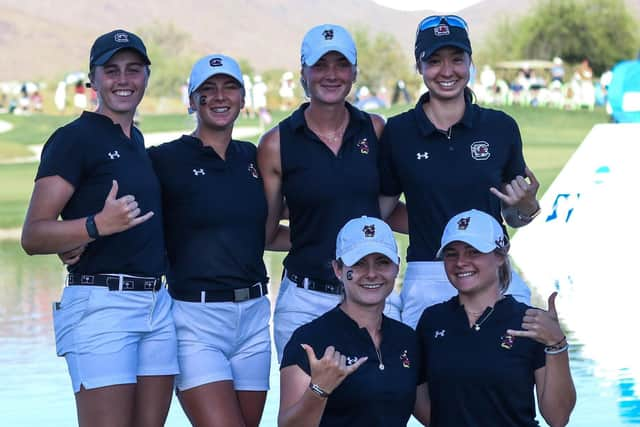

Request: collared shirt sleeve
left=36, top=127, right=85, bottom=187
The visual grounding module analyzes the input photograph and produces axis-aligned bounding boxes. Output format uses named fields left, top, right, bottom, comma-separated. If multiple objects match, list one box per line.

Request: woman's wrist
left=308, top=382, right=330, bottom=399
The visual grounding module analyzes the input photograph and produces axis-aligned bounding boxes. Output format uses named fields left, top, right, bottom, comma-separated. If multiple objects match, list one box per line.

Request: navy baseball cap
left=414, top=15, right=472, bottom=62
left=89, top=29, right=151, bottom=69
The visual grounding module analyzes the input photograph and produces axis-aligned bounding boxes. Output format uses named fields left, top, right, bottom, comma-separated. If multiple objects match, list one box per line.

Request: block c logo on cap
left=114, top=33, right=130, bottom=43
left=209, top=57, right=223, bottom=67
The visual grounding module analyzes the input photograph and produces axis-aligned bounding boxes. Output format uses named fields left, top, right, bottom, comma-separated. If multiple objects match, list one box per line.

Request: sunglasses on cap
left=417, top=15, right=470, bottom=34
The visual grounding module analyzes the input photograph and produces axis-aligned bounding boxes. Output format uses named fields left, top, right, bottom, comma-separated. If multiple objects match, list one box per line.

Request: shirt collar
left=288, top=101, right=369, bottom=137
left=413, top=92, right=475, bottom=137
left=180, top=134, right=237, bottom=159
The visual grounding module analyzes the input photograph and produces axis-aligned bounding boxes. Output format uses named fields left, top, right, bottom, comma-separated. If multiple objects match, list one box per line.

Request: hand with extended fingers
left=490, top=166, right=540, bottom=215
left=506, top=292, right=566, bottom=347
left=302, top=344, right=368, bottom=395
left=94, top=180, right=154, bottom=236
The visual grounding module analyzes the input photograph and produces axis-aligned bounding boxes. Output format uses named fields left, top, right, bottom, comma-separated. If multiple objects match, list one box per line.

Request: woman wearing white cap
left=258, top=23, right=402, bottom=362
left=22, top=30, right=179, bottom=426
left=147, top=54, right=289, bottom=427
left=379, top=15, right=541, bottom=329
left=415, top=209, right=576, bottom=426
left=279, top=216, right=428, bottom=426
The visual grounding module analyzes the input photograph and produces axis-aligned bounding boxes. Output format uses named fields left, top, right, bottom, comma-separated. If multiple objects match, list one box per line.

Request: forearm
left=278, top=389, right=327, bottom=427
left=22, top=217, right=93, bottom=255
left=266, top=224, right=291, bottom=251
left=539, top=352, right=576, bottom=427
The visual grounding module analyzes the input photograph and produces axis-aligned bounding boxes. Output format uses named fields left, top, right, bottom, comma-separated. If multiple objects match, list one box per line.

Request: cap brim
left=340, top=242, right=399, bottom=266
left=303, top=46, right=356, bottom=66
left=436, top=236, right=496, bottom=259
left=189, top=72, right=243, bottom=97
left=92, top=47, right=151, bottom=67
left=419, top=41, right=471, bottom=62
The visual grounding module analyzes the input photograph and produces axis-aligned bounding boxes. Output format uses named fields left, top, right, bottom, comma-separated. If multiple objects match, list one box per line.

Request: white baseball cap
left=301, top=24, right=357, bottom=66
left=436, top=209, right=509, bottom=258
left=336, top=216, right=399, bottom=266
left=188, top=54, right=244, bottom=98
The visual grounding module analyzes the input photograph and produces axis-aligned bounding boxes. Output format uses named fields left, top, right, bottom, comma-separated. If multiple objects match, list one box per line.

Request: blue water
left=0, top=240, right=637, bottom=426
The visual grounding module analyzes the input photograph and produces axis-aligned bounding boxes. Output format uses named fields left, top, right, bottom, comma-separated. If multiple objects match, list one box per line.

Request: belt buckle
left=234, top=288, right=250, bottom=302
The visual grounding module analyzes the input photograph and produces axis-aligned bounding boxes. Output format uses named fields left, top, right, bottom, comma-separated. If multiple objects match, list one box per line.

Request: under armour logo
left=193, top=168, right=205, bottom=176
left=107, top=151, right=120, bottom=159
left=434, top=329, right=446, bottom=338
left=416, top=152, right=429, bottom=160
left=346, top=356, right=359, bottom=365
left=322, top=29, right=334, bottom=40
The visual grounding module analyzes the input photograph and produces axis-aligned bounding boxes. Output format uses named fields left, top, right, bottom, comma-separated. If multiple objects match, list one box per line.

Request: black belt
left=286, top=271, right=343, bottom=295
left=67, top=273, right=163, bottom=291
left=170, top=282, right=268, bottom=303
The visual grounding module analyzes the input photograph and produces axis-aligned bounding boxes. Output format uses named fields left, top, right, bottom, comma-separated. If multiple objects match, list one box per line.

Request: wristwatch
left=85, top=215, right=100, bottom=239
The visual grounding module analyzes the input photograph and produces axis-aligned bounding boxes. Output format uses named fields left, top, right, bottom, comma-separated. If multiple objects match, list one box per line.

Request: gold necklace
left=375, top=346, right=384, bottom=371
left=308, top=112, right=348, bottom=143
left=469, top=306, right=495, bottom=331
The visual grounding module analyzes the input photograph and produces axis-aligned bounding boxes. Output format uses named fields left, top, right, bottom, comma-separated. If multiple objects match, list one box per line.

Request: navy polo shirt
left=416, top=296, right=545, bottom=427
left=36, top=111, right=165, bottom=277
left=280, top=102, right=381, bottom=282
left=147, top=135, right=268, bottom=293
left=282, top=306, right=421, bottom=427
left=379, top=93, right=525, bottom=262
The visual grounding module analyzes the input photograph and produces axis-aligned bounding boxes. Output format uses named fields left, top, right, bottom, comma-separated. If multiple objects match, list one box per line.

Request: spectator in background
left=54, top=81, right=67, bottom=113
left=279, top=71, right=296, bottom=111
left=73, top=80, right=87, bottom=110
left=551, top=57, right=565, bottom=83
left=253, top=75, right=270, bottom=129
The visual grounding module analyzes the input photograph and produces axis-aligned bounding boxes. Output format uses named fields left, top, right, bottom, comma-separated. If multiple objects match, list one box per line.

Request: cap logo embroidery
left=357, top=138, right=369, bottom=155
left=248, top=162, right=259, bottom=179
left=209, top=57, right=223, bottom=67
left=434, top=24, right=450, bottom=36
left=457, top=217, right=470, bottom=230
left=363, top=224, right=375, bottom=237
left=470, top=141, right=491, bottom=160
left=114, top=33, right=129, bottom=43
left=400, top=350, right=411, bottom=368
left=495, top=235, right=509, bottom=248
left=322, top=29, right=334, bottom=40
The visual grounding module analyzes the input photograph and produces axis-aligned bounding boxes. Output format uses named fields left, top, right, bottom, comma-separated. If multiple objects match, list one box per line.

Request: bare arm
left=22, top=178, right=153, bottom=255
left=507, top=292, right=576, bottom=426
left=257, top=126, right=289, bottom=250
left=279, top=345, right=367, bottom=427
left=413, top=382, right=431, bottom=425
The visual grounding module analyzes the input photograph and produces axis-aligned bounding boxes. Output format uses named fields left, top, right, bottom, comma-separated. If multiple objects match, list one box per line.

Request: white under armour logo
left=416, top=152, right=429, bottom=160
left=193, top=169, right=205, bottom=176
left=107, top=151, right=120, bottom=159
left=434, top=329, right=446, bottom=338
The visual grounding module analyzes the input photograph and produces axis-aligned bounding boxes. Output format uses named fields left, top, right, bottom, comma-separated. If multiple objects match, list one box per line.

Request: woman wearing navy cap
left=416, top=209, right=576, bottom=426
left=279, top=216, right=428, bottom=426
left=379, top=15, right=541, bottom=329
left=258, top=23, right=402, bottom=362
left=21, top=30, right=178, bottom=426
left=147, top=54, right=288, bottom=427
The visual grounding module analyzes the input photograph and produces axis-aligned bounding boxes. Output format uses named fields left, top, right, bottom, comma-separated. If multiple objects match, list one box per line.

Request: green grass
left=0, top=105, right=609, bottom=230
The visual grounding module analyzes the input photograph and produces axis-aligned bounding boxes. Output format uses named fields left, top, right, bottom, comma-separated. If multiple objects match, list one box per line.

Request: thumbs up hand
left=506, top=292, right=566, bottom=346
left=94, top=180, right=154, bottom=237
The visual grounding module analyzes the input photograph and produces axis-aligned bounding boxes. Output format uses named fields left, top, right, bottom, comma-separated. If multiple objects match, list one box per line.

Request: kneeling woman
left=416, top=209, right=576, bottom=427
left=279, top=217, right=427, bottom=426
left=148, top=55, right=287, bottom=427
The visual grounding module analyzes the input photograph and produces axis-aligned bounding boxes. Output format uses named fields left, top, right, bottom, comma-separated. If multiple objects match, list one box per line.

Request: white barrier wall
left=511, top=123, right=640, bottom=377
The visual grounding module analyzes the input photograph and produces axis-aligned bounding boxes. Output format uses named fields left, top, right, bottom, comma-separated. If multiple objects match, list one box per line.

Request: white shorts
left=53, top=286, right=178, bottom=393
left=172, top=296, right=271, bottom=392
left=400, top=260, right=531, bottom=329
left=273, top=273, right=402, bottom=362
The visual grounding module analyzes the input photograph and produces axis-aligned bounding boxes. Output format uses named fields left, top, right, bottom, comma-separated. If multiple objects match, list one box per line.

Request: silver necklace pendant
left=474, top=324, right=481, bottom=331
left=378, top=363, right=385, bottom=371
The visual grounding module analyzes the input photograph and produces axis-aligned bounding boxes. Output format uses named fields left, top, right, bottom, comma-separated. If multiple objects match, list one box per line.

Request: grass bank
left=0, top=105, right=609, bottom=230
